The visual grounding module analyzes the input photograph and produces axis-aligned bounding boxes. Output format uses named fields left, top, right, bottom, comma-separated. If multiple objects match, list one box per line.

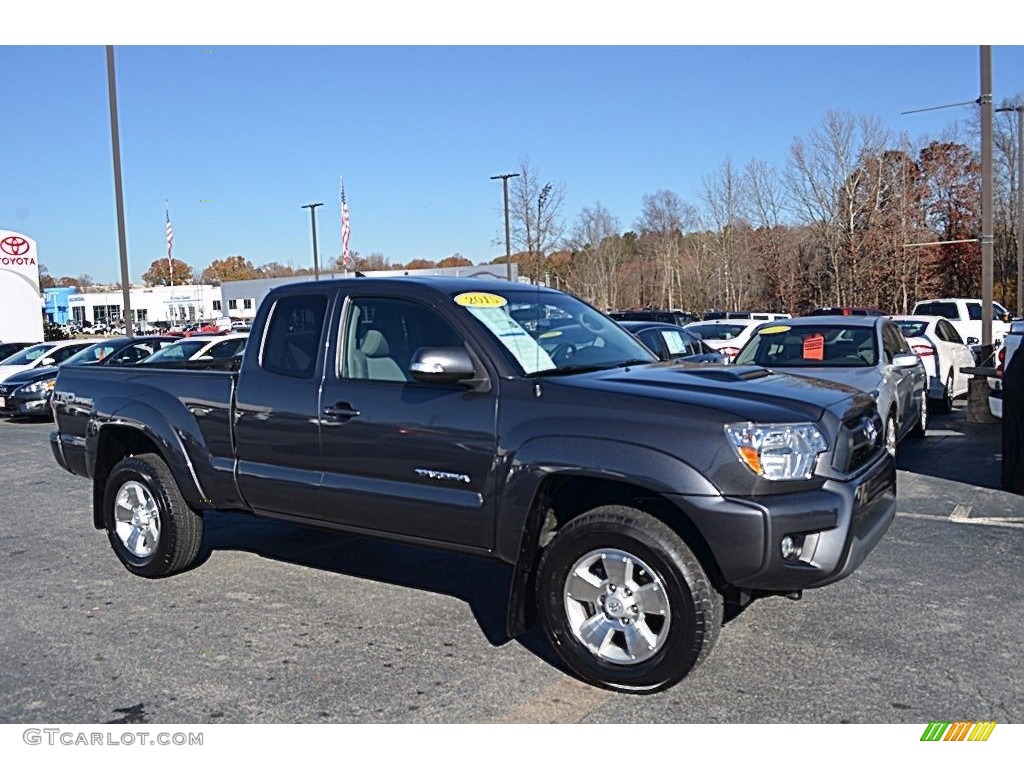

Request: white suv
left=912, top=298, right=1013, bottom=359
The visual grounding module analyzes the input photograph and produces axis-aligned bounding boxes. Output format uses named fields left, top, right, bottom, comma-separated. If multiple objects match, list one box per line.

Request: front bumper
left=0, top=392, right=52, bottom=418
left=672, top=450, right=896, bottom=592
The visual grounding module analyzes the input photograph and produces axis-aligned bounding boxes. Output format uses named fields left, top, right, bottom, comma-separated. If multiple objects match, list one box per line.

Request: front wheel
left=884, top=413, right=898, bottom=458
left=103, top=453, right=204, bottom=578
left=910, top=390, right=928, bottom=438
left=535, top=505, right=722, bottom=694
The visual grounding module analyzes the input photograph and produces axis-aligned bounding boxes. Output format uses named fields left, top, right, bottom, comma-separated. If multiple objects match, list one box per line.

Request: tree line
left=42, top=104, right=1022, bottom=316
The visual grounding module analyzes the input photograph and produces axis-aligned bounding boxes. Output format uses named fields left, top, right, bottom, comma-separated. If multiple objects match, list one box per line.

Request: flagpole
left=165, top=200, right=174, bottom=289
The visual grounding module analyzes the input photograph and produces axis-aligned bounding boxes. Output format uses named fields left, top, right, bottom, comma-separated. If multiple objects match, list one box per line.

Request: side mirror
left=892, top=353, right=920, bottom=369
left=409, top=347, right=479, bottom=385
left=40, top=357, right=56, bottom=366
left=967, top=336, right=980, bottom=345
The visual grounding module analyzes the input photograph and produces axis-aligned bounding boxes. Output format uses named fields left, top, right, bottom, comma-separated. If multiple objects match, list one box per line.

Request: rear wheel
left=535, top=505, right=722, bottom=694
left=934, top=371, right=954, bottom=414
left=103, top=453, right=204, bottom=578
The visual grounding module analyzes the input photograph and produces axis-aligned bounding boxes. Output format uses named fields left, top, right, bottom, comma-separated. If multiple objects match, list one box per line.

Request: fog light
left=781, top=535, right=803, bottom=561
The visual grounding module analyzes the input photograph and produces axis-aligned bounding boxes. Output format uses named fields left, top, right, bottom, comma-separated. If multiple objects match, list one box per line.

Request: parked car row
left=0, top=333, right=249, bottom=420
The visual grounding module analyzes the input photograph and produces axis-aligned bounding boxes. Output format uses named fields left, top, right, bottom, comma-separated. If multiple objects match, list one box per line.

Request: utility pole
left=301, top=203, right=323, bottom=280
left=106, top=45, right=134, bottom=338
left=490, top=173, right=520, bottom=281
left=981, top=45, right=994, bottom=362
left=997, top=104, right=1024, bottom=317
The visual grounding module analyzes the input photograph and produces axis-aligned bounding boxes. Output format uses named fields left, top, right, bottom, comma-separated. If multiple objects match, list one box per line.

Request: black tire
left=934, top=371, right=954, bottom=414
left=910, top=390, right=928, bottom=438
left=103, top=453, right=204, bottom=578
left=535, top=505, right=722, bottom=694
left=884, top=413, right=898, bottom=458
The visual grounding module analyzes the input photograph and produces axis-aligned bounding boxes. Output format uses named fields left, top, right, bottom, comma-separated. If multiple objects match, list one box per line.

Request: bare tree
left=634, top=190, right=698, bottom=309
left=567, top=202, right=626, bottom=310
left=785, top=111, right=890, bottom=306
left=509, top=156, right=566, bottom=283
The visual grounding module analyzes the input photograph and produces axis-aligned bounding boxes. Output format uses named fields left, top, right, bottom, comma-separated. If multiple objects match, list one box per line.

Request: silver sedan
left=733, top=316, right=928, bottom=456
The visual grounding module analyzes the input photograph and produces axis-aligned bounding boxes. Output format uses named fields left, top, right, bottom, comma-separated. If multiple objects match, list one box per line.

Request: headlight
left=19, top=379, right=56, bottom=395
left=724, top=422, right=828, bottom=481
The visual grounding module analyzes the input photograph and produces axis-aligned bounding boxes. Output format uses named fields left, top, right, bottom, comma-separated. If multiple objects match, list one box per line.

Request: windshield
left=143, top=339, right=207, bottom=363
left=453, top=289, right=655, bottom=375
left=0, top=343, right=55, bottom=366
left=63, top=342, right=120, bottom=366
left=684, top=323, right=750, bottom=341
left=733, top=324, right=878, bottom=367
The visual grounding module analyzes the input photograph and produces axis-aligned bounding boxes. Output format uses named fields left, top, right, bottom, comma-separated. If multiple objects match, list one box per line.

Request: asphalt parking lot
left=1, top=404, right=1021, bottom=724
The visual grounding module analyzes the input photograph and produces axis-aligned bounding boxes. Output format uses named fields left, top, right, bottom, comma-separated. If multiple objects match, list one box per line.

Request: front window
left=454, top=289, right=655, bottom=375
left=143, top=340, right=208, bottom=363
left=733, top=324, right=878, bottom=368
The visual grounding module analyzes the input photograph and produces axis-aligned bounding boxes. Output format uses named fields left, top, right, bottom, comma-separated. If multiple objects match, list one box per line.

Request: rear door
left=234, top=289, right=333, bottom=520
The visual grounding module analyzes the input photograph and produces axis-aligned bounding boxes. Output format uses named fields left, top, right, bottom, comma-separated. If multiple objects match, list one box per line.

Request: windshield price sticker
left=803, top=333, right=825, bottom=361
left=454, top=292, right=507, bottom=308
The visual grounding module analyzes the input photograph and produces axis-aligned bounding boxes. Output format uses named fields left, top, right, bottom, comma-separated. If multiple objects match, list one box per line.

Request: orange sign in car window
left=803, top=333, right=824, bottom=361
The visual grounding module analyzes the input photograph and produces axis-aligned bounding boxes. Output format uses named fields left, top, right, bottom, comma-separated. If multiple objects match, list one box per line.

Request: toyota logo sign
left=0, top=236, right=30, bottom=257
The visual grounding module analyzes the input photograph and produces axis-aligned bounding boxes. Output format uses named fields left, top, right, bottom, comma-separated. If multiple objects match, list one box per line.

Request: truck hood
left=548, top=362, right=865, bottom=423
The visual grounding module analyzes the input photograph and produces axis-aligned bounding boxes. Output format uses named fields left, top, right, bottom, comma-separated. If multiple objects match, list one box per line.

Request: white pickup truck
left=912, top=298, right=1013, bottom=360
left=988, top=321, right=1024, bottom=418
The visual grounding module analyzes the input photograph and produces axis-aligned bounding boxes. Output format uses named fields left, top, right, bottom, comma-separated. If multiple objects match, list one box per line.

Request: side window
left=882, top=324, right=908, bottom=361
left=938, top=320, right=964, bottom=344
left=51, top=345, right=86, bottom=364
left=260, top=294, right=328, bottom=379
left=967, top=302, right=983, bottom=321
left=341, top=297, right=466, bottom=382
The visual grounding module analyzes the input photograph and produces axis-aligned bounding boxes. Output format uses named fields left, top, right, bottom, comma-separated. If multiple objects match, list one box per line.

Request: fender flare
left=499, top=435, right=719, bottom=638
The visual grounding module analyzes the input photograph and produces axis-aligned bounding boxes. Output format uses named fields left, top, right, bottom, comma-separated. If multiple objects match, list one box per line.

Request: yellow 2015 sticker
left=759, top=325, right=791, bottom=335
left=454, top=292, right=507, bottom=308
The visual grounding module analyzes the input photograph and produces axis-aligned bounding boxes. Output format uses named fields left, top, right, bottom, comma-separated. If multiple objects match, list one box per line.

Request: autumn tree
left=200, top=255, right=260, bottom=284
left=437, top=254, right=473, bottom=268
left=257, top=262, right=296, bottom=278
left=143, top=258, right=194, bottom=286
left=917, top=141, right=982, bottom=298
left=404, top=258, right=437, bottom=270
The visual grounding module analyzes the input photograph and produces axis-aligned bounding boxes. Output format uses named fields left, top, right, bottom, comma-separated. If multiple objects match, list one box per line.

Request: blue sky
left=3, top=33, right=1023, bottom=283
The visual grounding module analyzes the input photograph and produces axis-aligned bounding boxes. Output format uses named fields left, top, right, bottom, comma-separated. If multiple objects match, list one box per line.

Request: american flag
left=165, top=202, right=175, bottom=287
left=340, top=177, right=351, bottom=269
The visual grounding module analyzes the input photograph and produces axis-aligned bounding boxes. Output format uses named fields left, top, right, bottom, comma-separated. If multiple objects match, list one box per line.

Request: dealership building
left=41, top=264, right=516, bottom=329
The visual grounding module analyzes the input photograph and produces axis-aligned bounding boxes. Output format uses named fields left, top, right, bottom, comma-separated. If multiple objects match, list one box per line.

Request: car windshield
left=143, top=340, right=208, bottom=362
left=685, top=323, right=748, bottom=341
left=733, top=324, right=878, bottom=367
left=453, top=288, right=655, bottom=375
left=0, top=343, right=55, bottom=366
left=894, top=320, right=928, bottom=338
left=63, top=342, right=120, bottom=366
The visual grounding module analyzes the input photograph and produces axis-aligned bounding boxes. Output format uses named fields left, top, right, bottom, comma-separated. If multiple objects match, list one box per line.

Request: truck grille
left=833, top=408, right=884, bottom=474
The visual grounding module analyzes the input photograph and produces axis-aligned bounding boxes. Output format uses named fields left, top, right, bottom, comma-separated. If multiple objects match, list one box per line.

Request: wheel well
left=528, top=475, right=727, bottom=596
left=91, top=427, right=163, bottom=529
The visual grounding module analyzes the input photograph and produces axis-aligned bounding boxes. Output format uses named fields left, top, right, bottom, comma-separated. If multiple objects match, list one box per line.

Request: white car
left=0, top=339, right=96, bottom=383
left=911, top=298, right=1013, bottom=357
left=683, top=319, right=763, bottom=363
left=139, top=332, right=249, bottom=365
left=891, top=315, right=976, bottom=413
left=987, top=323, right=1024, bottom=418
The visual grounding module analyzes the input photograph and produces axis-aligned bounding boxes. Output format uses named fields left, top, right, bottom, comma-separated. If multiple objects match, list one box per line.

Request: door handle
left=322, top=403, right=360, bottom=421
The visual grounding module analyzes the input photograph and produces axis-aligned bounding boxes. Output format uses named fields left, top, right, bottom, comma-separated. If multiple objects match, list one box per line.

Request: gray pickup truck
left=50, top=277, right=896, bottom=693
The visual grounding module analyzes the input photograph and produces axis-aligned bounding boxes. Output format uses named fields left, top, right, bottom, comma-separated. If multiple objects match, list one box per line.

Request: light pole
left=490, top=173, right=519, bottom=281
left=997, top=104, right=1024, bottom=317
left=301, top=202, right=323, bottom=280
left=105, top=45, right=134, bottom=339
